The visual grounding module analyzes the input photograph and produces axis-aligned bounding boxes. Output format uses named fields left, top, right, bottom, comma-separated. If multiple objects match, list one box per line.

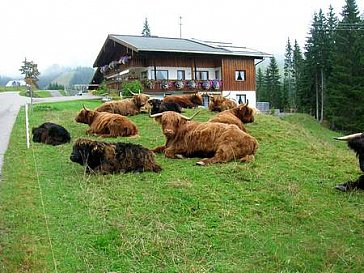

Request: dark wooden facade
left=92, top=36, right=265, bottom=94
left=222, top=57, right=256, bottom=91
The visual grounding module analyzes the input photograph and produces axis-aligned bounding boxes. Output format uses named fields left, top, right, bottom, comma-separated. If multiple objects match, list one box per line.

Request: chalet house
left=91, top=35, right=270, bottom=107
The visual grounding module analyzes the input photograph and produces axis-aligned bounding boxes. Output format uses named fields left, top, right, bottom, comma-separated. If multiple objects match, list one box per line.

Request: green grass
left=18, top=90, right=52, bottom=98
left=0, top=86, right=27, bottom=92
left=0, top=102, right=363, bottom=272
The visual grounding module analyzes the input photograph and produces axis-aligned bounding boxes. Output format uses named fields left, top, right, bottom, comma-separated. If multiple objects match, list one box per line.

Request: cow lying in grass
left=208, top=94, right=237, bottom=112
left=151, top=111, right=258, bottom=165
left=32, top=122, right=70, bottom=145
left=334, top=133, right=364, bottom=191
left=148, top=98, right=182, bottom=115
left=75, top=106, right=138, bottom=137
left=208, top=103, right=256, bottom=132
left=70, top=138, right=162, bottom=174
left=163, top=93, right=203, bottom=109
left=95, top=93, right=150, bottom=116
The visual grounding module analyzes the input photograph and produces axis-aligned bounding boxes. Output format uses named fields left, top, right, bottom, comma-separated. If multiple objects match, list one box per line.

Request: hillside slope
left=0, top=105, right=362, bottom=273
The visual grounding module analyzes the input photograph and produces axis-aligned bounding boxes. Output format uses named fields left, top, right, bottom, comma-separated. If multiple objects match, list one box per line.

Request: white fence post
left=25, top=103, right=30, bottom=149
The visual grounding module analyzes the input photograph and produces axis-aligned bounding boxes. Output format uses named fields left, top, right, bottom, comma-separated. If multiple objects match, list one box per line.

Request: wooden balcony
left=142, top=79, right=223, bottom=93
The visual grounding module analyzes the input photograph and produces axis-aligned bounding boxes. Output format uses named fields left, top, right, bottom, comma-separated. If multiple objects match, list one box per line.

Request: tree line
left=257, top=0, right=364, bottom=132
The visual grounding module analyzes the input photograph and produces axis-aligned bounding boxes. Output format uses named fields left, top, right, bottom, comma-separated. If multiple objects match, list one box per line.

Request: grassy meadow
left=0, top=100, right=363, bottom=272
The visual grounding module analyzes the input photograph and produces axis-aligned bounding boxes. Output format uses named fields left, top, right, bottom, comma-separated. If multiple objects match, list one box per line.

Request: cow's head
left=150, top=111, right=200, bottom=138
left=132, top=94, right=150, bottom=108
left=208, top=95, right=225, bottom=111
left=335, top=133, right=364, bottom=172
left=234, top=102, right=256, bottom=123
left=75, top=106, right=95, bottom=124
left=148, top=98, right=162, bottom=108
left=32, top=127, right=46, bottom=143
left=70, top=138, right=115, bottom=169
left=190, top=93, right=203, bottom=106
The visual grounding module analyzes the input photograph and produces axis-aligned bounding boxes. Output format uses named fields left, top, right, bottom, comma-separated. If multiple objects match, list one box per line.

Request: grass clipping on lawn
left=0, top=100, right=363, bottom=273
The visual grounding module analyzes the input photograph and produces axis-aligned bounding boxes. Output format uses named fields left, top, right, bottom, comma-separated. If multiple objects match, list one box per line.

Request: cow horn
left=129, top=90, right=137, bottom=95
left=334, top=133, right=363, bottom=141
left=223, top=91, right=231, bottom=98
left=178, top=110, right=201, bottom=120
left=150, top=110, right=201, bottom=120
left=149, top=112, right=164, bottom=118
left=83, top=104, right=87, bottom=110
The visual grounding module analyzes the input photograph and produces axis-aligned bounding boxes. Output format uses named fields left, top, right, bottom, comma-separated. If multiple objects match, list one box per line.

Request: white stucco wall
left=144, top=66, right=221, bottom=80
left=222, top=91, right=256, bottom=108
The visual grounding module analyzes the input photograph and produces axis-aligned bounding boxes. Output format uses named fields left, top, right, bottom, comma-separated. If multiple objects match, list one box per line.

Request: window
left=177, top=70, right=185, bottom=80
left=154, top=70, right=168, bottom=80
left=141, top=71, right=148, bottom=80
left=215, top=70, right=220, bottom=80
left=196, top=71, right=209, bottom=80
left=235, top=70, right=246, bottom=81
left=236, top=94, right=247, bottom=104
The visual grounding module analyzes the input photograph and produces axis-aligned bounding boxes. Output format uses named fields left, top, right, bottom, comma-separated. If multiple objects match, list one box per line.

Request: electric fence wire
left=31, top=145, right=59, bottom=273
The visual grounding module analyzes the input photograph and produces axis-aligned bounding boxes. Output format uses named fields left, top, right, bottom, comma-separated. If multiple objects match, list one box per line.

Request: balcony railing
left=143, top=79, right=223, bottom=92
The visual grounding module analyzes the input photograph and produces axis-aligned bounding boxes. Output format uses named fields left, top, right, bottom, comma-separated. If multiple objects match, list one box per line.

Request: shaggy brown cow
left=334, top=133, right=364, bottom=191
left=95, top=93, right=150, bottom=116
left=208, top=95, right=237, bottom=112
left=163, top=93, right=203, bottom=108
left=70, top=138, right=161, bottom=174
left=151, top=111, right=258, bottom=165
left=75, top=106, right=138, bottom=137
left=208, top=103, right=256, bottom=132
left=148, top=98, right=182, bottom=115
left=32, top=122, right=71, bottom=145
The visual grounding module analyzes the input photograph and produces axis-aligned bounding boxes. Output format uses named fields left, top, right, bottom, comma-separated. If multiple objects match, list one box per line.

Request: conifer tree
left=303, top=10, right=327, bottom=120
left=141, top=18, right=151, bottom=37
left=292, top=40, right=304, bottom=111
left=256, top=67, right=265, bottom=101
left=327, top=0, right=364, bottom=131
left=19, top=58, right=40, bottom=88
left=264, top=57, right=282, bottom=109
left=283, top=38, right=294, bottom=110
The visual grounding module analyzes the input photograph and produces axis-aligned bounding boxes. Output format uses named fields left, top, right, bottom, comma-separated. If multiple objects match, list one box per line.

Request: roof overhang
left=93, top=34, right=272, bottom=67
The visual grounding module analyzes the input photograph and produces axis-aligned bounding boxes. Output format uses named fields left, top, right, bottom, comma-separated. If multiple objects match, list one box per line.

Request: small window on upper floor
left=235, top=70, right=246, bottom=81
left=155, top=70, right=168, bottom=80
left=196, top=71, right=209, bottom=80
left=141, top=71, right=148, bottom=80
left=177, top=70, right=185, bottom=80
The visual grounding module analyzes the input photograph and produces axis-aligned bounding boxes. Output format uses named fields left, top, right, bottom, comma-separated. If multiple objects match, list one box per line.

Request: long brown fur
left=95, top=94, right=150, bottom=116
left=208, top=95, right=237, bottom=112
left=152, top=111, right=258, bottom=165
left=208, top=103, right=256, bottom=132
left=163, top=94, right=203, bottom=108
left=70, top=138, right=161, bottom=174
left=75, top=108, right=138, bottom=137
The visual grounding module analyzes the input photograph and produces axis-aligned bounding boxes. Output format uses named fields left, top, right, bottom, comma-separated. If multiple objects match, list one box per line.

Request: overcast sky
left=1, top=0, right=362, bottom=77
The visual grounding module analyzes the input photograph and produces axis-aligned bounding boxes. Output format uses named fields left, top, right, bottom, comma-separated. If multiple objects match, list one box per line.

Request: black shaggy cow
left=148, top=99, right=182, bottom=115
left=334, top=133, right=364, bottom=191
left=32, top=122, right=71, bottom=145
left=70, top=138, right=162, bottom=174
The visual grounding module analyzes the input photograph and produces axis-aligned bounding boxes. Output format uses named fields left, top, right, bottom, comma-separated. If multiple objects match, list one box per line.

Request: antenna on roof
left=179, top=16, right=182, bottom=38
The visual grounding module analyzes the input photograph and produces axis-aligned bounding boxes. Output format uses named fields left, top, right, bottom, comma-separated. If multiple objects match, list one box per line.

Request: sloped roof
left=94, top=35, right=271, bottom=67
left=109, top=35, right=270, bottom=58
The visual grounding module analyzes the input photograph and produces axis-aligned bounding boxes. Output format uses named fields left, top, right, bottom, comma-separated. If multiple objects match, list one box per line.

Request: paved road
left=0, top=92, right=100, bottom=178
left=0, top=92, right=30, bottom=177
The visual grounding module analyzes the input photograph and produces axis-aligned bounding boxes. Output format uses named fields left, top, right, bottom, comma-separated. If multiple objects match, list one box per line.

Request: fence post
left=25, top=103, right=30, bottom=149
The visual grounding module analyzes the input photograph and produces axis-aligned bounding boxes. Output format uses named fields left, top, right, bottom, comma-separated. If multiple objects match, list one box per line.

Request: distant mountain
left=37, top=65, right=95, bottom=89
left=0, top=75, right=12, bottom=85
